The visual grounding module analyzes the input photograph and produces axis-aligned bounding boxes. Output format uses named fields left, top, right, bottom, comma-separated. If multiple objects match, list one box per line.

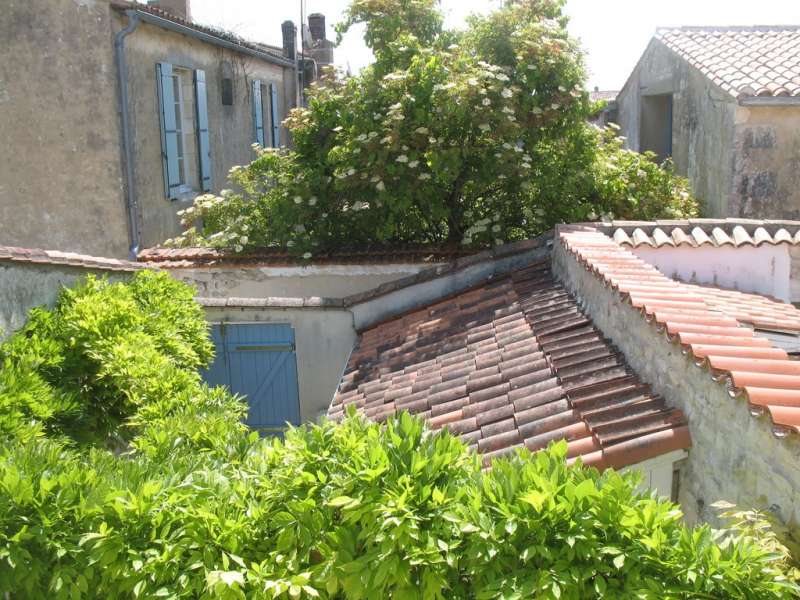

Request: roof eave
left=116, top=7, right=296, bottom=69
left=738, top=96, right=800, bottom=107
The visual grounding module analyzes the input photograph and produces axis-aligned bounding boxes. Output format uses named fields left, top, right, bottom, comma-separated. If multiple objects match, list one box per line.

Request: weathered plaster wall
left=0, top=262, right=133, bottom=340
left=615, top=40, right=738, bottom=217
left=119, top=15, right=292, bottom=250
left=203, top=305, right=356, bottom=423
left=632, top=244, right=791, bottom=301
left=730, top=105, right=800, bottom=219
left=170, top=264, right=432, bottom=298
left=553, top=240, right=800, bottom=548
left=789, top=246, right=800, bottom=303
left=0, top=0, right=130, bottom=257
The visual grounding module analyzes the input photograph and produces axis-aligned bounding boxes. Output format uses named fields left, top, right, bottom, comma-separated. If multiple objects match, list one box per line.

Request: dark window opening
left=221, top=77, right=233, bottom=106
left=640, top=93, right=673, bottom=163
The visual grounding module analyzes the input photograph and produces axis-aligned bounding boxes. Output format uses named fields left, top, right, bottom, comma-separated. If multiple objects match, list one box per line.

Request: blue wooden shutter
left=194, top=69, right=212, bottom=191
left=269, top=82, right=280, bottom=147
left=252, top=79, right=265, bottom=146
left=202, top=323, right=301, bottom=434
left=156, top=62, right=181, bottom=199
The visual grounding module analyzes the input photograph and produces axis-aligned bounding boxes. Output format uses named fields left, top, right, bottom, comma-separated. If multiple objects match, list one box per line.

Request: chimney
left=147, top=0, right=191, bottom=21
left=282, top=20, right=297, bottom=60
left=308, top=13, right=326, bottom=42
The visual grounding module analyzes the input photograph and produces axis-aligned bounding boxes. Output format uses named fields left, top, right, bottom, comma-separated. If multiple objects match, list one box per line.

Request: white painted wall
left=171, top=263, right=431, bottom=299
left=625, top=449, right=687, bottom=501
left=632, top=245, right=791, bottom=301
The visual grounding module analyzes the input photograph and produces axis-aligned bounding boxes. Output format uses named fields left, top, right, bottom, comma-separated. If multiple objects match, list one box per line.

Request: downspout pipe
left=114, top=10, right=141, bottom=260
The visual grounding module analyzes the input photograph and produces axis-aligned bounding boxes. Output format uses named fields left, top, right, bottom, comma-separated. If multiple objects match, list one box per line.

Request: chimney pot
left=147, top=0, right=191, bottom=21
left=308, top=13, right=326, bottom=42
left=282, top=20, right=297, bottom=60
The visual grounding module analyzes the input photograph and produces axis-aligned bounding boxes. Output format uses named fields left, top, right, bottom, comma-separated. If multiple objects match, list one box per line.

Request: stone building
left=0, top=0, right=330, bottom=259
left=614, top=26, right=800, bottom=219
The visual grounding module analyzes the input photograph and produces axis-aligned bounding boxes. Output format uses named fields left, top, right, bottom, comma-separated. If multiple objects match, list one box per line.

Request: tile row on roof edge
left=556, top=226, right=800, bottom=439
left=341, top=235, right=552, bottom=309
left=0, top=246, right=145, bottom=272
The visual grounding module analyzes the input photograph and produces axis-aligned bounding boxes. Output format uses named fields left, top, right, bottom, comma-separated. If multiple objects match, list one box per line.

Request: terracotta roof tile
left=656, top=26, right=800, bottom=99
left=611, top=219, right=800, bottom=248
left=329, top=261, right=690, bottom=468
left=0, top=245, right=144, bottom=272
left=559, top=225, right=800, bottom=440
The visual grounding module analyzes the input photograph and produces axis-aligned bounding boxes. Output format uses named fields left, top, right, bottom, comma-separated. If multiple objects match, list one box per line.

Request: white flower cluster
left=462, top=214, right=503, bottom=245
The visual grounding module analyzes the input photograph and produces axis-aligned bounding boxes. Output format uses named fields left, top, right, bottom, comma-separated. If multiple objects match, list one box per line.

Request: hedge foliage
left=0, top=271, right=245, bottom=450
left=168, top=0, right=698, bottom=256
left=0, top=274, right=796, bottom=598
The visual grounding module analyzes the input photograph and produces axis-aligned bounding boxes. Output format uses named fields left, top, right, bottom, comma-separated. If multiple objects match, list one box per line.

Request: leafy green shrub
left=168, top=0, right=698, bottom=256
left=0, top=411, right=796, bottom=599
left=0, top=271, right=243, bottom=447
left=0, top=276, right=793, bottom=598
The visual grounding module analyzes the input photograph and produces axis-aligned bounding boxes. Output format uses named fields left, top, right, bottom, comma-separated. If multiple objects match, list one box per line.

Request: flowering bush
left=169, top=0, right=697, bottom=255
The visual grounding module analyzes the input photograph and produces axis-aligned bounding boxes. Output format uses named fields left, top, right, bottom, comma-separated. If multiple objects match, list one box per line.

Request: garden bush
left=0, top=275, right=795, bottom=598
left=0, top=270, right=244, bottom=449
left=0, top=411, right=797, bottom=599
left=168, top=0, right=698, bottom=256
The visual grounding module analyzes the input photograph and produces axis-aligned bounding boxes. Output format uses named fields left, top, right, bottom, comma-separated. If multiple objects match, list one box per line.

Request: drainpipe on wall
left=114, top=10, right=142, bottom=260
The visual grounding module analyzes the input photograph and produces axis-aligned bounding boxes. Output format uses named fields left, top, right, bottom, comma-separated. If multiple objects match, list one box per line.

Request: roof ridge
left=657, top=25, right=800, bottom=34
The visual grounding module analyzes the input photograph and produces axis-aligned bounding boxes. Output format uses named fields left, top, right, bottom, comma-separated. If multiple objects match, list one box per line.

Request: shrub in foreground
left=0, top=275, right=794, bottom=598
left=0, top=270, right=245, bottom=449
left=0, top=412, right=796, bottom=599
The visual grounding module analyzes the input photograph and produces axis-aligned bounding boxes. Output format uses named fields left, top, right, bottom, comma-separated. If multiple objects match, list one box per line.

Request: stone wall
left=0, top=261, right=135, bottom=340
left=731, top=105, right=800, bottom=219
left=552, top=239, right=800, bottom=549
left=0, top=0, right=130, bottom=257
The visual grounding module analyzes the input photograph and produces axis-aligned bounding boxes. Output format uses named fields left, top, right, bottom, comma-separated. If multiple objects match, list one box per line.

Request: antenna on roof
left=299, top=0, right=305, bottom=106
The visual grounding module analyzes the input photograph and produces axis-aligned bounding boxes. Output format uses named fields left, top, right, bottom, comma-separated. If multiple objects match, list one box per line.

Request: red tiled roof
left=0, top=245, right=144, bottom=272
left=329, top=260, right=691, bottom=469
left=611, top=219, right=800, bottom=248
left=559, top=226, right=800, bottom=437
left=682, top=284, right=800, bottom=332
left=656, top=26, right=800, bottom=99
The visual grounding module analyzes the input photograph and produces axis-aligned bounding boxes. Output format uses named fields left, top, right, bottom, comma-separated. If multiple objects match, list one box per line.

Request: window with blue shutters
left=156, top=63, right=213, bottom=198
left=156, top=62, right=182, bottom=199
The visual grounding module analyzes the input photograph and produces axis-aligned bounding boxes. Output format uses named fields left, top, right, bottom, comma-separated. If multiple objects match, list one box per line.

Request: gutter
left=739, top=96, right=800, bottom=107
left=126, top=9, right=296, bottom=69
left=114, top=9, right=141, bottom=260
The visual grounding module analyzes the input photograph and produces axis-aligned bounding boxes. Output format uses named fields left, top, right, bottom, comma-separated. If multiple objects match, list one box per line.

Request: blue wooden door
left=203, top=323, right=300, bottom=433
